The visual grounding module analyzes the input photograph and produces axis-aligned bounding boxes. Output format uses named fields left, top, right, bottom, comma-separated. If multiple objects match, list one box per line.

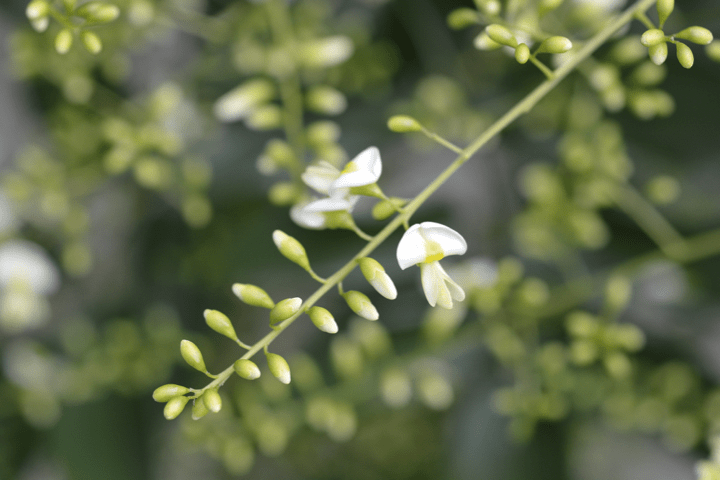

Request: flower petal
left=290, top=201, right=327, bottom=229
left=436, top=261, right=465, bottom=303
left=302, top=192, right=357, bottom=212
left=417, top=222, right=467, bottom=257
left=420, top=263, right=441, bottom=307
left=396, top=223, right=428, bottom=269
left=301, top=161, right=340, bottom=195
left=331, top=146, right=382, bottom=190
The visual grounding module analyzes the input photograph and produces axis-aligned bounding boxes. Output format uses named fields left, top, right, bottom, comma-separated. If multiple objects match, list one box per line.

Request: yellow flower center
left=340, top=161, right=359, bottom=175
left=423, top=240, right=445, bottom=263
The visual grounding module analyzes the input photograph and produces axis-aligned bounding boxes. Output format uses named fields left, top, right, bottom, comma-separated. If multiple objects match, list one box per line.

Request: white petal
left=370, top=271, right=398, bottom=300
left=290, top=202, right=326, bottom=229
left=396, top=224, right=428, bottom=270
left=420, top=262, right=442, bottom=307
left=331, top=146, right=382, bottom=190
left=417, top=222, right=467, bottom=257
left=302, top=191, right=357, bottom=212
left=436, top=262, right=465, bottom=303
left=301, top=161, right=340, bottom=195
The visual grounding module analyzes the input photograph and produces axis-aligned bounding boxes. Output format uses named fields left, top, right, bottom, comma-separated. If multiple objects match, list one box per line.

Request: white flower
left=396, top=222, right=467, bottom=309
left=330, top=146, right=382, bottom=194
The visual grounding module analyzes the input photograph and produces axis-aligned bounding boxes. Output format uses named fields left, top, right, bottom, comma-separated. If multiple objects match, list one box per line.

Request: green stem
left=634, top=11, right=656, bottom=30
left=529, top=56, right=554, bottom=79
left=420, top=128, right=464, bottom=154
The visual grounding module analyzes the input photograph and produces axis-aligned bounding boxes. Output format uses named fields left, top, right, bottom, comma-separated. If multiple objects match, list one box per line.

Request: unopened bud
left=485, top=24, right=518, bottom=48
left=55, top=29, right=74, bottom=55
left=234, top=359, right=261, bottom=380
left=266, top=352, right=291, bottom=384
left=246, top=104, right=282, bottom=130
left=300, top=35, right=354, bottom=68
left=269, top=297, right=303, bottom=325
left=213, top=79, right=275, bottom=122
left=676, top=41, right=694, bottom=68
left=153, top=384, right=189, bottom=402
left=308, top=306, right=338, bottom=334
left=163, top=395, right=189, bottom=420
left=264, top=139, right=296, bottom=168
left=80, top=30, right=102, bottom=54
left=515, top=43, right=530, bottom=64
left=359, top=257, right=397, bottom=300
left=387, top=115, right=422, bottom=132
left=371, top=197, right=406, bottom=220
left=232, top=283, right=274, bottom=309
left=272, top=230, right=311, bottom=271
left=648, top=42, right=668, bottom=65
left=641, top=29, right=666, bottom=47
left=473, top=32, right=502, bottom=51
left=674, top=26, right=713, bottom=45
left=446, top=8, right=477, bottom=30
left=536, top=36, right=573, bottom=54
left=343, top=290, right=379, bottom=321
left=656, top=0, right=674, bottom=28
left=191, top=397, right=209, bottom=420
left=180, top=339, right=207, bottom=373
left=202, top=389, right=222, bottom=413
left=203, top=309, right=238, bottom=341
left=306, top=86, right=347, bottom=116
left=26, top=0, right=49, bottom=20
left=76, top=2, right=121, bottom=23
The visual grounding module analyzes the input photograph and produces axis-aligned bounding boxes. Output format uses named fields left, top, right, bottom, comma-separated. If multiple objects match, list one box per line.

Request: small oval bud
left=676, top=41, right=694, bottom=68
left=272, top=230, right=311, bottom=271
left=234, top=358, right=261, bottom=380
left=308, top=306, right=338, bottom=334
left=605, top=275, right=632, bottom=311
left=387, top=115, right=422, bottom=133
left=26, top=0, right=49, bottom=20
left=191, top=396, right=209, bottom=420
left=485, top=24, right=518, bottom=48
left=266, top=352, right=291, bottom=384
left=153, top=384, right=189, bottom=402
left=674, top=26, right=713, bottom=46
left=180, top=339, right=207, bottom=373
left=246, top=104, right=282, bottom=130
left=76, top=2, right=121, bottom=23
left=80, top=31, right=102, bottom=54
left=359, top=257, right=397, bottom=300
left=539, top=0, right=564, bottom=15
left=163, top=395, right=189, bottom=420
left=55, top=29, right=74, bottom=55
left=371, top=197, right=406, bottom=221
left=306, top=86, right=347, bottom=116
left=202, top=389, right=222, bottom=413
left=213, top=79, right=275, bottom=122
left=446, top=8, right=477, bottom=30
left=707, top=40, right=720, bottom=62
left=268, top=181, right=301, bottom=206
left=232, top=283, right=274, bottom=309
left=300, top=35, right=354, bottom=68
left=473, top=33, right=502, bottom=51
left=269, top=297, right=303, bottom=325
left=343, top=290, right=379, bottom=321
left=515, top=43, right=530, bottom=64
left=656, top=0, right=674, bottom=28
left=536, top=36, right=573, bottom=54
left=30, top=16, right=49, bottom=32
left=641, top=29, right=666, bottom=47
left=203, top=309, right=238, bottom=341
left=648, top=42, right=668, bottom=65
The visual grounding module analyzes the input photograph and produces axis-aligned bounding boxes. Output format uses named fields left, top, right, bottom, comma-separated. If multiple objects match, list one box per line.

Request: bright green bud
left=306, top=86, right=347, bottom=116
left=446, top=8, right=478, bottom=30
left=359, top=257, right=397, bottom=300
left=269, top=297, right=303, bottom=325
left=485, top=24, right=518, bottom=48
left=80, top=31, right=102, bottom=54
left=232, top=283, right=274, bottom=309
left=308, top=306, right=338, bottom=334
left=180, top=339, right=207, bottom=373
left=343, top=290, right=379, bottom=321
left=26, top=0, right=49, bottom=20
left=234, top=358, right=261, bottom=380
left=371, top=197, right=406, bottom=220
left=645, top=175, right=680, bottom=205
left=268, top=181, right=301, bottom=206
left=473, top=33, right=502, bottom=51
left=300, top=35, right=354, bottom=68
left=676, top=41, right=694, bottom=68
left=264, top=139, right=296, bottom=169
left=674, top=27, right=713, bottom=45
left=566, top=311, right=597, bottom=338
left=163, top=395, right=189, bottom=420
left=30, top=16, right=49, bottom=32
left=203, top=309, right=238, bottom=341
left=246, top=104, right=282, bottom=130
left=656, top=0, right=674, bottom=28
left=272, top=230, right=311, bottom=271
left=707, top=40, right=720, bottom=62
left=213, top=79, right=275, bottom=122
left=641, top=29, right=666, bottom=47
left=153, top=384, right=189, bottom=402
left=536, top=36, right=572, bottom=54
left=539, top=0, right=564, bottom=15
left=648, top=42, right=668, bottom=65
left=387, top=115, right=422, bottom=132
left=76, top=2, right=121, bottom=23
left=191, top=396, right=209, bottom=420
left=515, top=43, right=530, bottom=64
left=202, top=389, right=222, bottom=413
left=266, top=352, right=291, bottom=384
left=55, top=29, right=74, bottom=55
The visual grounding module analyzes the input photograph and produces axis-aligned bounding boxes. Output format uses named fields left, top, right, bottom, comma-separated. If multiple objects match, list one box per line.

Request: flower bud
left=676, top=41, right=694, bottom=69
left=387, top=115, right=422, bottom=133
left=266, top=352, right=291, bottom=384
left=446, top=8, right=477, bottom=30
left=246, top=104, right=282, bottom=130
left=641, top=29, right=666, bottom=47
left=306, top=86, right=347, bottom=116
left=26, top=0, right=49, bottom=20
left=605, top=275, right=632, bottom=311
left=203, top=309, right=238, bottom=341
left=371, top=197, right=406, bottom=221
left=515, top=43, right=530, bottom=64
left=539, top=0, right=563, bottom=15
left=30, top=16, right=49, bottom=32
left=76, top=2, right=121, bottom=23
left=308, top=306, right=338, bottom=334
left=163, top=395, right=189, bottom=420
left=359, top=257, right=397, bottom=300
left=234, top=358, right=261, bottom=380
left=55, top=29, right=74, bottom=55
left=656, top=0, right=674, bottom=28
left=380, top=367, right=413, bottom=408
left=474, top=33, right=502, bottom=51
left=300, top=35, right=354, bottom=68
left=213, top=79, right=275, bottom=122
left=268, top=181, right=301, bottom=206
left=343, top=290, right=379, bottom=321
left=232, top=283, right=275, bottom=309
left=80, top=30, right=102, bottom=54
left=202, top=389, right=222, bottom=413
left=485, top=24, right=518, bottom=48
left=707, top=40, right=720, bottom=62
left=536, top=36, right=573, bottom=54
left=674, top=26, right=713, bottom=45
left=272, top=230, right=311, bottom=271
left=269, top=297, right=302, bottom=326
left=648, top=42, right=668, bottom=65
left=153, top=384, right=189, bottom=402
left=180, top=339, right=207, bottom=373
left=191, top=396, right=209, bottom=420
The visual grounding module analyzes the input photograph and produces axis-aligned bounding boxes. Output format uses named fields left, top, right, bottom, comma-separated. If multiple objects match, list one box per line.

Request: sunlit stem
left=308, top=268, right=327, bottom=283
left=529, top=56, right=554, bottom=79
left=235, top=339, right=252, bottom=350
left=634, top=11, right=656, bottom=30
left=419, top=127, right=464, bottom=154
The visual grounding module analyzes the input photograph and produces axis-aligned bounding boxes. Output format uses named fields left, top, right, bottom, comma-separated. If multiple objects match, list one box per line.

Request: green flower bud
left=234, top=358, right=261, bottom=380
left=446, top=8, right=478, bottom=30
left=30, top=16, right=49, bottom=32
left=80, top=31, right=102, bottom=54
left=387, top=115, right=422, bottom=132
left=76, top=2, right=121, bottom=23
left=473, top=33, right=502, bottom=51
left=272, top=230, right=311, bottom=271
left=674, top=26, right=713, bottom=45
left=268, top=181, right=301, bottom=206
left=648, top=42, right=668, bottom=65
left=232, top=283, right=275, bottom=309
left=264, top=139, right=296, bottom=168
left=180, top=339, right=207, bottom=373
left=417, top=370, right=454, bottom=410
left=515, top=43, right=530, bottom=64
left=191, top=396, right=209, bottom=420
left=676, top=41, right=694, bottom=69
left=485, top=24, right=518, bottom=48
left=306, top=86, right=347, bottom=116
left=307, top=306, right=338, bottom=334
left=266, top=352, right=291, bottom=384
left=213, top=79, right=275, bottom=122
left=202, top=389, right=222, bottom=413
left=343, top=290, right=379, bottom=321
left=641, top=29, right=666, bottom=47
left=707, top=40, right=720, bottom=62
left=371, top=197, right=406, bottom=220
left=656, top=0, right=674, bottom=28
left=55, top=29, right=74, bottom=55
left=26, top=0, right=49, bottom=20
left=153, top=384, right=189, bottom=402
left=605, top=275, right=632, bottom=311
left=203, top=309, right=238, bottom=341
left=246, top=104, right=282, bottom=130
left=300, top=35, right=354, bottom=68
left=536, top=36, right=573, bottom=54
left=645, top=175, right=680, bottom=205
left=538, top=0, right=564, bottom=15
left=269, top=297, right=303, bottom=325
left=359, top=257, right=397, bottom=300
left=163, top=395, right=189, bottom=420
left=380, top=367, right=412, bottom=408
